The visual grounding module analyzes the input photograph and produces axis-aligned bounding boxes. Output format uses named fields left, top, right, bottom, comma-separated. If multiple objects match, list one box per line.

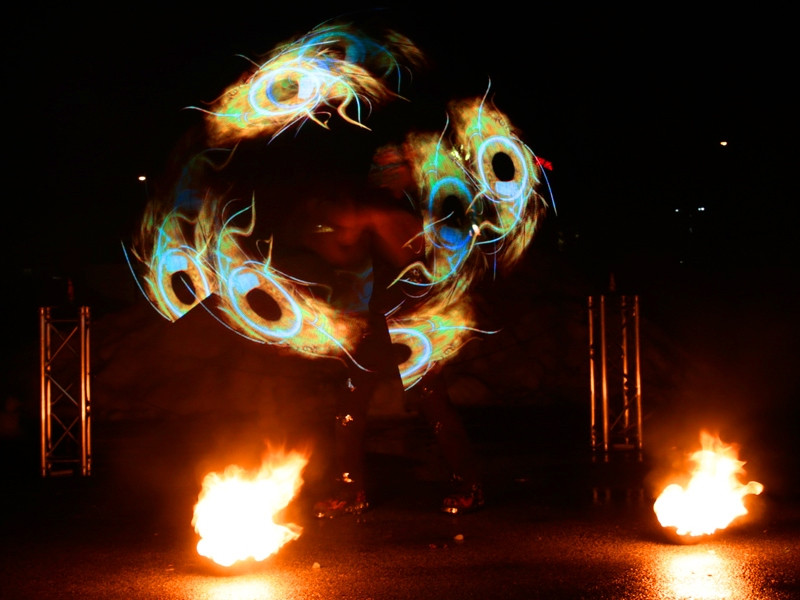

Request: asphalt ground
left=1, top=406, right=798, bottom=599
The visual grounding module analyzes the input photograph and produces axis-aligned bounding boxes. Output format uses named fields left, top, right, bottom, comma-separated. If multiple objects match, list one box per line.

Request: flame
left=653, top=431, right=764, bottom=538
left=192, top=448, right=309, bottom=567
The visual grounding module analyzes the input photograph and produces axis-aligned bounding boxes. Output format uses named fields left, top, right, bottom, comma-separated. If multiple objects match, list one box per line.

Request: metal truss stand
left=588, top=294, right=643, bottom=462
left=40, top=306, right=92, bottom=477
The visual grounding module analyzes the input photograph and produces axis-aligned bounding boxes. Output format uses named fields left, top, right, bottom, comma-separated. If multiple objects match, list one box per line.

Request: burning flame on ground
left=192, top=448, right=309, bottom=567
left=653, top=431, right=764, bottom=538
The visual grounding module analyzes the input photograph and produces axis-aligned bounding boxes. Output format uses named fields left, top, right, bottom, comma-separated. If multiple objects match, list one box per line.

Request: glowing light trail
left=129, top=21, right=552, bottom=390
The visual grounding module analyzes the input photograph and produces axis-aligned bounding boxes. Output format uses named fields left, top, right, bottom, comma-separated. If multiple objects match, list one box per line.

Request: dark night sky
left=4, top=3, right=796, bottom=297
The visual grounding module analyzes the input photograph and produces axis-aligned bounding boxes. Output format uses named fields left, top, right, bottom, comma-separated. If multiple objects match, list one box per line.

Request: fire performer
left=275, top=143, right=484, bottom=517
left=129, top=19, right=549, bottom=522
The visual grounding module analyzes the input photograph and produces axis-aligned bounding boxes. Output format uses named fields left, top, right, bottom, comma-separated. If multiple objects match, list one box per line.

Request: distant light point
left=138, top=175, right=147, bottom=181
left=720, top=140, right=728, bottom=146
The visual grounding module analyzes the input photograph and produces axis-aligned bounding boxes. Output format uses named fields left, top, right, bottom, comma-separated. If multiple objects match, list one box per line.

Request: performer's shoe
left=314, top=489, right=370, bottom=519
left=441, top=482, right=485, bottom=515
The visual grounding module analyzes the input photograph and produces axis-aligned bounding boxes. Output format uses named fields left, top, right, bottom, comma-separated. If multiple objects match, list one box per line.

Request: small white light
left=697, top=206, right=705, bottom=212
left=138, top=175, right=147, bottom=181
left=720, top=140, right=728, bottom=146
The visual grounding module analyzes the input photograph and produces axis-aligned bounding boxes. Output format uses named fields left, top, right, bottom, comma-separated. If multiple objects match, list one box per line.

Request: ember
left=653, top=431, right=764, bottom=538
left=192, top=448, right=309, bottom=567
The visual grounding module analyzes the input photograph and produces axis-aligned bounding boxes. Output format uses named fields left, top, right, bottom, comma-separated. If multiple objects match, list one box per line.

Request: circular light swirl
left=221, top=263, right=304, bottom=341
left=130, top=204, right=218, bottom=322
left=155, top=246, right=215, bottom=321
left=449, top=96, right=548, bottom=271
left=194, top=23, right=419, bottom=145
left=389, top=326, right=434, bottom=388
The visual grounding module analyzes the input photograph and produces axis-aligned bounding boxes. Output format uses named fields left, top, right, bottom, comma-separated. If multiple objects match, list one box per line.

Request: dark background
left=4, top=3, right=794, bottom=280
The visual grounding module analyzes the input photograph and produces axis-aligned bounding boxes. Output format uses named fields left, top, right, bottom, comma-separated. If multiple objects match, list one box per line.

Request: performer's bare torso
left=277, top=183, right=422, bottom=314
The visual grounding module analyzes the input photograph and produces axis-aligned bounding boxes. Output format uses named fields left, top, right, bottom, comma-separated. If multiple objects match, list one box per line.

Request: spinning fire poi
left=127, top=17, right=552, bottom=565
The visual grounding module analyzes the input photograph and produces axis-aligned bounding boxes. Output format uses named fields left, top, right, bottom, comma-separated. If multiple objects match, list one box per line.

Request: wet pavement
left=1, top=408, right=798, bottom=600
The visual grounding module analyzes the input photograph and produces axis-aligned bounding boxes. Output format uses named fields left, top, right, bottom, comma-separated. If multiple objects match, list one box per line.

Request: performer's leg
left=314, top=310, right=402, bottom=518
left=334, top=309, right=402, bottom=488
left=333, top=372, right=370, bottom=494
left=314, top=371, right=371, bottom=518
left=415, top=372, right=485, bottom=514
